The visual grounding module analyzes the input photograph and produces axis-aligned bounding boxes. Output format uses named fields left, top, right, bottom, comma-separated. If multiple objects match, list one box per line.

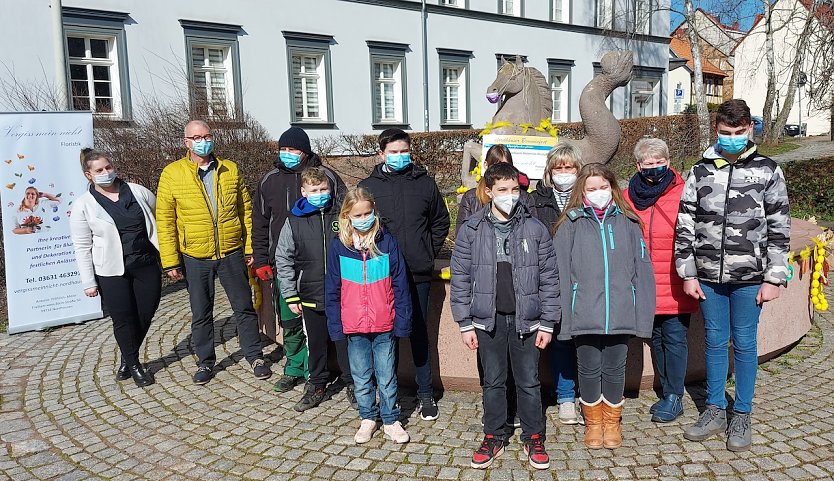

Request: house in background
left=668, top=37, right=728, bottom=114
left=0, top=0, right=671, bottom=140
left=733, top=0, right=832, bottom=136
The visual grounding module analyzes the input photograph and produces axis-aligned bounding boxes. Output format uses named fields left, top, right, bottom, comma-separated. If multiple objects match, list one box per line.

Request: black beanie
left=278, top=127, right=312, bottom=154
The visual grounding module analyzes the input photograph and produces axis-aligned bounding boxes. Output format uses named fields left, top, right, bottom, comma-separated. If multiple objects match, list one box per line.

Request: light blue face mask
left=717, top=134, right=749, bottom=155
left=307, top=192, right=331, bottom=209
left=191, top=139, right=214, bottom=157
left=279, top=151, right=302, bottom=169
left=351, top=211, right=376, bottom=232
left=385, top=153, right=412, bottom=171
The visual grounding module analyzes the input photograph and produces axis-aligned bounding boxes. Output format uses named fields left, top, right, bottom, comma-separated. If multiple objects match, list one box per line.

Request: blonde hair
left=541, top=143, right=583, bottom=188
left=301, top=166, right=328, bottom=187
left=18, top=186, right=39, bottom=212
left=553, top=163, right=642, bottom=234
left=338, top=187, right=382, bottom=257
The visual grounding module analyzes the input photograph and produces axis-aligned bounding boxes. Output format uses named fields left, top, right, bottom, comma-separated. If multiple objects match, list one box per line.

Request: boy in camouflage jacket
left=674, top=100, right=790, bottom=452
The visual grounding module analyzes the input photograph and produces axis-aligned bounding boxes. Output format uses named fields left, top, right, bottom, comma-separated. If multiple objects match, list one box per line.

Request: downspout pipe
left=421, top=0, right=429, bottom=131
left=50, top=0, right=68, bottom=109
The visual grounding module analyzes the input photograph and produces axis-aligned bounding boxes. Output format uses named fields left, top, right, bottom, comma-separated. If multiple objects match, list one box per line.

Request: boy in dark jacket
left=274, top=166, right=354, bottom=412
left=358, top=128, right=450, bottom=420
left=252, top=127, right=347, bottom=394
left=451, top=163, right=560, bottom=470
left=676, top=99, right=790, bottom=452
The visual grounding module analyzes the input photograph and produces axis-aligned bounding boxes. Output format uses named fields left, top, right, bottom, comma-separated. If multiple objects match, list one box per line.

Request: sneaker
left=383, top=421, right=410, bottom=443
left=726, top=412, right=752, bottom=452
left=652, top=394, right=684, bottom=423
left=273, top=375, right=304, bottom=393
left=558, top=401, right=580, bottom=425
left=418, top=396, right=439, bottom=421
left=683, top=405, right=727, bottom=441
left=251, top=359, right=272, bottom=380
left=192, top=366, right=213, bottom=385
left=293, top=383, right=327, bottom=412
left=354, top=419, right=379, bottom=444
left=649, top=398, right=664, bottom=415
left=470, top=434, right=506, bottom=469
left=523, top=434, right=550, bottom=470
left=346, top=385, right=358, bottom=410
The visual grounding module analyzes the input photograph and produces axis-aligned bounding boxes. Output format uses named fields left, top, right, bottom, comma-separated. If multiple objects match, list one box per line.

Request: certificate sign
left=482, top=134, right=559, bottom=180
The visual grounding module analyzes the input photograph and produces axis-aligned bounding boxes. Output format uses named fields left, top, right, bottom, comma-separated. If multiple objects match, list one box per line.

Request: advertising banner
left=482, top=134, right=559, bottom=180
left=0, top=111, right=102, bottom=334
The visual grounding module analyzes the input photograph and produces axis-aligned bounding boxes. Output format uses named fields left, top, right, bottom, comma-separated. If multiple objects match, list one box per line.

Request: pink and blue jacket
left=325, top=228, right=412, bottom=341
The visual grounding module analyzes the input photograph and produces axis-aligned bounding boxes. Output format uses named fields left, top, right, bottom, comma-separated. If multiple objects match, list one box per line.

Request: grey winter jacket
left=674, top=143, right=791, bottom=286
left=450, top=203, right=560, bottom=335
left=554, top=204, right=656, bottom=341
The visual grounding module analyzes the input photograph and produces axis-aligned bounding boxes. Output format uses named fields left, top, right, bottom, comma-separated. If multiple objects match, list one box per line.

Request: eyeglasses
left=185, top=134, right=213, bottom=141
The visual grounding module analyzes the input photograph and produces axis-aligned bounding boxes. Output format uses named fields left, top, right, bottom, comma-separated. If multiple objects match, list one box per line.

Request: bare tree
left=683, top=0, right=712, bottom=151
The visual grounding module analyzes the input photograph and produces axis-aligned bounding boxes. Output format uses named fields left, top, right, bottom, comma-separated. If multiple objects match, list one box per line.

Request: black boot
left=130, top=364, right=155, bottom=387
left=116, top=358, right=130, bottom=382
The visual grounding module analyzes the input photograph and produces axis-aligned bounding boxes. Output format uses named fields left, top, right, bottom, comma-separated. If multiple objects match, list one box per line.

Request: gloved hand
left=254, top=265, right=274, bottom=281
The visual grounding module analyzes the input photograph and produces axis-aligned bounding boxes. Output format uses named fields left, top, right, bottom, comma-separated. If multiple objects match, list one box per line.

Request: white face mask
left=93, top=171, right=117, bottom=186
left=492, top=194, right=519, bottom=215
left=552, top=173, right=577, bottom=191
left=585, top=189, right=612, bottom=209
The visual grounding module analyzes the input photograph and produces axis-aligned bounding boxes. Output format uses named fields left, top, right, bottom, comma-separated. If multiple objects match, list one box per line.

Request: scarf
left=553, top=189, right=571, bottom=212
left=627, top=171, right=674, bottom=211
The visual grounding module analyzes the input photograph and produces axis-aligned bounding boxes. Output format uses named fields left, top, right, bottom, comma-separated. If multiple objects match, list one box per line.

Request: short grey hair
left=184, top=120, right=211, bottom=137
left=633, top=137, right=670, bottom=163
left=541, top=143, right=583, bottom=188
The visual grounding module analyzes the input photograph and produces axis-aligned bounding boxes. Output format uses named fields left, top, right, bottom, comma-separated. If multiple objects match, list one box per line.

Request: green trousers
left=273, top=280, right=308, bottom=378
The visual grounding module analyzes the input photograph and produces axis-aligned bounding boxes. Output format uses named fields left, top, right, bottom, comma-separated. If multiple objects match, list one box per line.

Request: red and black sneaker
left=470, top=434, right=506, bottom=469
left=523, top=433, right=550, bottom=470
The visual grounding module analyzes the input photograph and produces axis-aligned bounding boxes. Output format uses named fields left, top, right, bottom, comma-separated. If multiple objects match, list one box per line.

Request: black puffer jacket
left=529, top=185, right=562, bottom=233
left=359, top=163, right=450, bottom=283
left=251, top=154, right=345, bottom=267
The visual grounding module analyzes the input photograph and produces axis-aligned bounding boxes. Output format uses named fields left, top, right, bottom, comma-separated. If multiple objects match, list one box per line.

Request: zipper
left=321, top=211, right=327, bottom=275
left=362, top=250, right=369, bottom=321
left=640, top=239, right=646, bottom=259
left=510, top=231, right=522, bottom=338
left=197, top=166, right=220, bottom=258
left=595, top=209, right=611, bottom=333
left=648, top=205, right=655, bottom=253
left=607, top=224, right=615, bottom=250
left=718, top=163, right=735, bottom=282
left=631, top=285, right=636, bottom=305
left=571, top=282, right=578, bottom=315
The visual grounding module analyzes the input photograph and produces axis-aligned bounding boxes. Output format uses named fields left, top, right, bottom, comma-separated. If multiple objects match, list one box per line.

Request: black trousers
left=575, top=334, right=630, bottom=403
left=97, top=262, right=162, bottom=366
left=302, top=307, right=352, bottom=387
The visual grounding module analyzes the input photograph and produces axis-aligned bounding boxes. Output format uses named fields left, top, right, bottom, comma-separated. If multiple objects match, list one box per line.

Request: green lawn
left=758, top=141, right=800, bottom=157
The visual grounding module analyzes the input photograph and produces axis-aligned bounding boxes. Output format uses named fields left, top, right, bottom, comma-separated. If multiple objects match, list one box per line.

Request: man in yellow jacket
left=156, top=120, right=271, bottom=385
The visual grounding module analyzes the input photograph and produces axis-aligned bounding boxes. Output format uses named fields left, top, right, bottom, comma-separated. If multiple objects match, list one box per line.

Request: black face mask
left=639, top=165, right=669, bottom=184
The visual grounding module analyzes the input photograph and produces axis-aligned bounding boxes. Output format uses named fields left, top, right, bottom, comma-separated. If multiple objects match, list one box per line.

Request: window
left=181, top=20, right=243, bottom=119
left=596, top=0, right=613, bottom=29
left=630, top=79, right=657, bottom=118
left=548, top=59, right=574, bottom=122
left=499, top=0, right=522, bottom=16
left=551, top=0, right=569, bottom=22
left=368, top=42, right=408, bottom=127
left=62, top=8, right=131, bottom=119
left=438, top=49, right=472, bottom=127
left=440, top=0, right=462, bottom=6
left=634, top=0, right=652, bottom=35
left=284, top=32, right=335, bottom=125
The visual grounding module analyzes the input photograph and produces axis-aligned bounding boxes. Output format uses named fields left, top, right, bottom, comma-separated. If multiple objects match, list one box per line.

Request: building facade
left=1, top=0, right=670, bottom=139
left=667, top=37, right=727, bottom=114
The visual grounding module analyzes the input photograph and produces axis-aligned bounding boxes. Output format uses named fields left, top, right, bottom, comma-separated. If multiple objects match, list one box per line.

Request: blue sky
left=669, top=0, right=765, bottom=33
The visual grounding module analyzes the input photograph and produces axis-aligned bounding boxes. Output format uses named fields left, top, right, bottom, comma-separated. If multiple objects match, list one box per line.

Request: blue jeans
left=347, top=332, right=400, bottom=425
left=547, top=339, right=577, bottom=404
left=699, top=281, right=762, bottom=414
left=650, top=314, right=691, bottom=398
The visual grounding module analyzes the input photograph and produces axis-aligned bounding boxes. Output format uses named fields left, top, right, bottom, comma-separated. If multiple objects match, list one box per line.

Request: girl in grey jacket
left=553, top=163, right=656, bottom=451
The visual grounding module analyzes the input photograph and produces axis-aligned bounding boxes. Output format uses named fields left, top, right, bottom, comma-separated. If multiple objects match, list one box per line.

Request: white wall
left=667, top=66, right=691, bottom=114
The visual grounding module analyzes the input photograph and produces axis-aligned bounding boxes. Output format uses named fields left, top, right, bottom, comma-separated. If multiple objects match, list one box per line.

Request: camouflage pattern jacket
left=674, top=143, right=790, bottom=286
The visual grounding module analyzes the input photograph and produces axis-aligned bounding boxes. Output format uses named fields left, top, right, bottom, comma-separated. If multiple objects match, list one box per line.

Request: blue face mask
left=717, top=134, right=749, bottom=155
left=351, top=211, right=376, bottom=232
left=191, top=139, right=214, bottom=157
left=639, top=165, right=669, bottom=184
left=279, top=151, right=302, bottom=169
left=307, top=192, right=331, bottom=209
left=385, top=153, right=412, bottom=171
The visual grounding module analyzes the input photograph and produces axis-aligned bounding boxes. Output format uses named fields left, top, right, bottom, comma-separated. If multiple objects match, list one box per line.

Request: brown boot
left=580, top=399, right=604, bottom=449
left=602, top=398, right=624, bottom=449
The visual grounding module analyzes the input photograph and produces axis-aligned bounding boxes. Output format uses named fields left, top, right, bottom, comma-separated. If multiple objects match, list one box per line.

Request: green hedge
left=783, top=156, right=834, bottom=221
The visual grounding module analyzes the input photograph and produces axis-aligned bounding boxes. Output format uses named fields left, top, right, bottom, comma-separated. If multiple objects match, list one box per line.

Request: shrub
left=783, top=156, right=834, bottom=221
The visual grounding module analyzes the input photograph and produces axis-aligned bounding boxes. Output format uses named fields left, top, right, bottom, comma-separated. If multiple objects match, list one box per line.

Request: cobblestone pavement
left=1, top=284, right=833, bottom=481
left=772, top=136, right=834, bottom=164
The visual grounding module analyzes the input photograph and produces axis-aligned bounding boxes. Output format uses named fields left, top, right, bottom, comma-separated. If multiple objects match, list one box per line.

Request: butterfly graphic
left=6, top=183, right=15, bottom=189
left=7, top=202, right=13, bottom=207
left=14, top=173, right=22, bottom=178
left=16, top=154, right=24, bottom=159
left=27, top=165, right=35, bottom=171
left=3, top=159, right=11, bottom=165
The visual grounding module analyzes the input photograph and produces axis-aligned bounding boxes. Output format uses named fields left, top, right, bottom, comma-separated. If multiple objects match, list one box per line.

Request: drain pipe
left=50, top=0, right=69, bottom=109
left=421, top=0, right=429, bottom=131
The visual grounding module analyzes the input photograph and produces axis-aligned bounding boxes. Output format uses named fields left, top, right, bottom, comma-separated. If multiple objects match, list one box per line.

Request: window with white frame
left=499, top=0, right=522, bottom=16
left=439, top=49, right=471, bottom=126
left=440, top=0, right=461, bottom=6
left=630, top=79, right=658, bottom=118
left=551, top=0, right=569, bottom=22
left=368, top=42, right=408, bottom=126
left=285, top=32, right=334, bottom=124
left=550, top=71, right=569, bottom=122
left=634, top=0, right=652, bottom=34
left=182, top=21, right=243, bottom=119
left=63, top=8, right=131, bottom=119
left=596, top=0, right=613, bottom=29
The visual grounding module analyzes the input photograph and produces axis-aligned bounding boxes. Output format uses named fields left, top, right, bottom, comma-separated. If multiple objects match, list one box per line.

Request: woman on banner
left=12, top=186, right=61, bottom=234
left=69, top=149, right=161, bottom=387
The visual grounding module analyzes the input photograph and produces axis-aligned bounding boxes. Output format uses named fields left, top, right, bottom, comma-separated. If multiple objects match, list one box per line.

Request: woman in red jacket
left=624, top=138, right=699, bottom=423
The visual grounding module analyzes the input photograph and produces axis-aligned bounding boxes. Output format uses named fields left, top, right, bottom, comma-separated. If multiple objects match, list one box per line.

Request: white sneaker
left=558, top=401, right=580, bottom=425
left=383, top=421, right=410, bottom=443
left=354, top=419, right=379, bottom=444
